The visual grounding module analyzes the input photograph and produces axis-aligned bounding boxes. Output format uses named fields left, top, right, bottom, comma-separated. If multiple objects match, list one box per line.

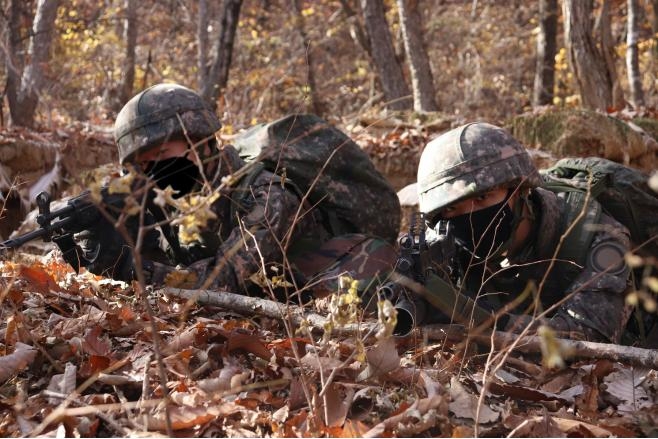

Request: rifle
left=379, top=212, right=493, bottom=336
left=0, top=189, right=126, bottom=270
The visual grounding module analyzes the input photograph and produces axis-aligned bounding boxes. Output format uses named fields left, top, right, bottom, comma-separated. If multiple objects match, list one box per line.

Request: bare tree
left=5, top=0, right=60, bottom=127
left=626, top=0, right=645, bottom=107
left=396, top=0, right=438, bottom=112
left=562, top=0, right=616, bottom=111
left=359, top=0, right=411, bottom=110
left=532, top=0, right=558, bottom=107
left=292, top=0, right=324, bottom=115
left=200, top=0, right=243, bottom=109
left=119, top=0, right=138, bottom=106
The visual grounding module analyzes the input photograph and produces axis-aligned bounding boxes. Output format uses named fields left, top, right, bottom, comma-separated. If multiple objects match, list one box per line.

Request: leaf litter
left=1, top=255, right=657, bottom=437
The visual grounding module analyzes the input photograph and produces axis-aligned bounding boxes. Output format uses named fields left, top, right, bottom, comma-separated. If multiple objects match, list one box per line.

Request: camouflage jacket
left=457, top=187, right=633, bottom=343
left=152, top=146, right=334, bottom=293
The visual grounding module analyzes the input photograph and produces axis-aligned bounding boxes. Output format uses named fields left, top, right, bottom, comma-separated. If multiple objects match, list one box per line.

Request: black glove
left=76, top=220, right=136, bottom=282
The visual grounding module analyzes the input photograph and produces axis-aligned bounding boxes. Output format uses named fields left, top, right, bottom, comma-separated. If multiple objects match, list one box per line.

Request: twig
left=41, top=390, right=128, bottom=436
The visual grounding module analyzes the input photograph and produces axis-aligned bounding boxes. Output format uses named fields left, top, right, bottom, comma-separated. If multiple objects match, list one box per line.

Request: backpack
left=540, top=157, right=658, bottom=260
left=231, top=114, right=401, bottom=243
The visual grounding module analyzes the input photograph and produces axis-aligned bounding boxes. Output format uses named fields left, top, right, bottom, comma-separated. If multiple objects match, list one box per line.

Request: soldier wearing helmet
left=417, top=122, right=633, bottom=343
left=76, top=83, right=333, bottom=292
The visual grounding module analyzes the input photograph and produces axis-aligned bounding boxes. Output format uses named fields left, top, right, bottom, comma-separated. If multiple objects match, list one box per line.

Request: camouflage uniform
left=83, top=83, right=396, bottom=295
left=457, top=187, right=632, bottom=343
left=417, top=123, right=633, bottom=343
left=143, top=145, right=334, bottom=292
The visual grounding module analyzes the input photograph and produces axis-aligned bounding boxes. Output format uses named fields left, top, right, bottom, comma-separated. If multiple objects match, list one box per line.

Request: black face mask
left=450, top=192, right=515, bottom=259
left=145, top=157, right=200, bottom=196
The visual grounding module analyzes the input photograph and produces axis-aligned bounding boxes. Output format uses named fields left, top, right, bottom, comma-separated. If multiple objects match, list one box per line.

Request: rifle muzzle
left=393, top=296, right=426, bottom=336
left=378, top=283, right=427, bottom=336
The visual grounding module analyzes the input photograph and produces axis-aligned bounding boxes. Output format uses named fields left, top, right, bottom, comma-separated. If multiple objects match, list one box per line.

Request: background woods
left=2, top=0, right=658, bottom=127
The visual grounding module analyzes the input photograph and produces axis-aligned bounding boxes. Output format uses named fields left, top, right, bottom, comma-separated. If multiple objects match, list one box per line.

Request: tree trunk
left=396, top=0, right=438, bottom=112
left=201, top=0, right=243, bottom=109
left=626, top=0, right=645, bottom=107
left=652, top=0, right=658, bottom=60
left=119, top=0, right=138, bottom=106
left=532, top=0, right=558, bottom=107
left=292, top=0, right=324, bottom=115
left=562, top=0, right=614, bottom=111
left=197, top=0, right=209, bottom=89
left=6, top=0, right=60, bottom=127
left=596, top=0, right=624, bottom=109
left=338, top=0, right=372, bottom=58
left=360, top=0, right=411, bottom=110
left=5, top=0, right=24, bottom=121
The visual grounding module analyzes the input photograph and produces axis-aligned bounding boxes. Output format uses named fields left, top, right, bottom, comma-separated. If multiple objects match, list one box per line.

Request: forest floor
left=1, top=119, right=658, bottom=437
left=1, top=253, right=658, bottom=437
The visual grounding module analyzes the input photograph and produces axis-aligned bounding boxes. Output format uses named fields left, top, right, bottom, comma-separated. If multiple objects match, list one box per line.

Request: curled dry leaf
left=509, top=415, right=614, bottom=438
left=0, top=342, right=37, bottom=383
left=197, top=361, right=244, bottom=394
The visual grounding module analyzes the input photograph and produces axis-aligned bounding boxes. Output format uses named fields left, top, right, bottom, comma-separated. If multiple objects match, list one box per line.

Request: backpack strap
left=229, top=162, right=267, bottom=223
left=552, top=189, right=603, bottom=292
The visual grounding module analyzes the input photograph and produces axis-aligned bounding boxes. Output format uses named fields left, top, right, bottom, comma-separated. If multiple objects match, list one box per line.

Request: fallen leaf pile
left=1, top=251, right=658, bottom=437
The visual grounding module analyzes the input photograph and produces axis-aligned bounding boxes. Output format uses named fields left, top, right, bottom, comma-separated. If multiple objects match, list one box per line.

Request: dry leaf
left=448, top=377, right=499, bottom=423
left=0, top=342, right=37, bottom=383
left=197, top=360, right=243, bottom=394
left=47, top=363, right=77, bottom=404
left=488, top=381, right=570, bottom=404
left=146, top=402, right=244, bottom=431
left=356, top=336, right=400, bottom=382
left=227, top=330, right=272, bottom=360
left=319, top=383, right=354, bottom=428
left=300, top=352, right=343, bottom=375
left=19, top=264, right=61, bottom=294
left=83, top=325, right=112, bottom=357
left=508, top=412, right=565, bottom=438
left=604, top=365, right=654, bottom=412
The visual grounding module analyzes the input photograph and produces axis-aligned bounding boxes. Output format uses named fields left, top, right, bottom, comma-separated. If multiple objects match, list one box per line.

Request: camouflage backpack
left=232, top=114, right=401, bottom=243
left=541, top=157, right=658, bottom=263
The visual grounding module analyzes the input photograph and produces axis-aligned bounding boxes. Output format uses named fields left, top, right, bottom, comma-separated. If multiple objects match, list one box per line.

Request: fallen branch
left=161, top=287, right=375, bottom=335
left=421, top=324, right=658, bottom=370
left=162, top=288, right=658, bottom=369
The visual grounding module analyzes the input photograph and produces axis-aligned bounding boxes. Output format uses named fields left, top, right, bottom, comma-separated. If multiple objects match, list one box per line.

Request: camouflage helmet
left=114, top=83, right=221, bottom=164
left=417, top=122, right=541, bottom=216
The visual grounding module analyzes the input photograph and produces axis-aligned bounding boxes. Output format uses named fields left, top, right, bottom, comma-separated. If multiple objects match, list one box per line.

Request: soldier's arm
left=550, top=213, right=633, bottom=343
left=147, top=181, right=324, bottom=292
